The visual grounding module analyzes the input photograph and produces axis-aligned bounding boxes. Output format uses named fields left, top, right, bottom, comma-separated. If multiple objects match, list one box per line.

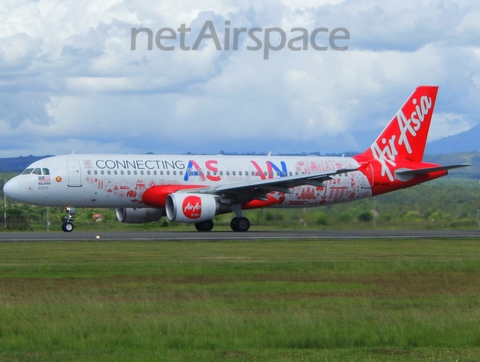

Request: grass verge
left=0, top=238, right=479, bottom=361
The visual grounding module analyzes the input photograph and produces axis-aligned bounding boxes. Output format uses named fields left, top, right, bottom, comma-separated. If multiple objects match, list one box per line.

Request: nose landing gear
left=62, top=206, right=75, bottom=232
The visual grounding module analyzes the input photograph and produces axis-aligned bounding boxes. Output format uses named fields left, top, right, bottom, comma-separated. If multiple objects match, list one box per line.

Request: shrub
left=357, top=211, right=373, bottom=222
left=316, top=214, right=328, bottom=225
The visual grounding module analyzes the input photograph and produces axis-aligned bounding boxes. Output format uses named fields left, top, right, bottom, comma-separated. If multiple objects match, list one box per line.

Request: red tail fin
left=357, top=86, right=439, bottom=163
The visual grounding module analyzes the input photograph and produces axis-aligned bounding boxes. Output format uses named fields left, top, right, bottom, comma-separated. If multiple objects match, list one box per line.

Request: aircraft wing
left=185, top=167, right=358, bottom=202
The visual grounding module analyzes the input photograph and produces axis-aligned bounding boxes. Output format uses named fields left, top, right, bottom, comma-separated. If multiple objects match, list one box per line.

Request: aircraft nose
left=3, top=178, right=19, bottom=199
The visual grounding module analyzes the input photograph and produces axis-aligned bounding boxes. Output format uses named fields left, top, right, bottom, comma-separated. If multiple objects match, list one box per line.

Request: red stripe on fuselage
left=142, top=185, right=206, bottom=208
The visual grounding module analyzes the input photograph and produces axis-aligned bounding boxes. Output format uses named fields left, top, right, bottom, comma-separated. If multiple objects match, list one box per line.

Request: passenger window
left=22, top=168, right=33, bottom=175
left=42, top=168, right=50, bottom=175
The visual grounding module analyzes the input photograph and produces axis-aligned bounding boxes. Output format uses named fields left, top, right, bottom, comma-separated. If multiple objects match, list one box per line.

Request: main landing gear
left=62, top=206, right=75, bottom=232
left=193, top=205, right=251, bottom=232
left=195, top=220, right=214, bottom=232
left=194, top=216, right=251, bottom=232
left=230, top=217, right=250, bottom=232
left=230, top=204, right=250, bottom=232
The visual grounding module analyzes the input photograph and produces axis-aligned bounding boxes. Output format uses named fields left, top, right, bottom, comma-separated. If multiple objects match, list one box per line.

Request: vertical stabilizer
left=357, top=86, right=439, bottom=163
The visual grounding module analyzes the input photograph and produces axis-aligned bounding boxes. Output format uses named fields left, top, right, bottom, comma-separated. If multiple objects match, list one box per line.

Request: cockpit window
left=21, top=167, right=50, bottom=175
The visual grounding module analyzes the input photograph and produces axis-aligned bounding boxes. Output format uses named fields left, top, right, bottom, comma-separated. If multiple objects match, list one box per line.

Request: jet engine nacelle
left=165, top=193, right=231, bottom=223
left=115, top=207, right=164, bottom=224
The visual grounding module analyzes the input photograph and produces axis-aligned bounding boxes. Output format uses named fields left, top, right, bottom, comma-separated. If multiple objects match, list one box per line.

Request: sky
left=0, top=0, right=479, bottom=157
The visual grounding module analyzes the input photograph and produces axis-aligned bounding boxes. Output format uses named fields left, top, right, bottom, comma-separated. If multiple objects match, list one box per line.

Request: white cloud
left=0, top=0, right=479, bottom=157
left=428, top=113, right=473, bottom=141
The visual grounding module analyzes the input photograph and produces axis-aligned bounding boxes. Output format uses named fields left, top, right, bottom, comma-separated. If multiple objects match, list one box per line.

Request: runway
left=0, top=229, right=479, bottom=242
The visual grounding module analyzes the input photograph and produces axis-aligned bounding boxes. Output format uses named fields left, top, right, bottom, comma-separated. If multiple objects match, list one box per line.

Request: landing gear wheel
left=195, top=220, right=214, bottom=232
left=62, top=222, right=74, bottom=232
left=231, top=217, right=250, bottom=232
left=230, top=217, right=239, bottom=231
left=62, top=206, right=76, bottom=232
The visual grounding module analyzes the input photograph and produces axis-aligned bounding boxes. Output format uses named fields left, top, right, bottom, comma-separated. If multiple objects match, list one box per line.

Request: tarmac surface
left=0, top=229, right=479, bottom=242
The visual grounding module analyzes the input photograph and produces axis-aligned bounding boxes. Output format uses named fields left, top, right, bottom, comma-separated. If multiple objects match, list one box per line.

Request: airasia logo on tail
left=396, top=96, right=433, bottom=154
left=182, top=195, right=202, bottom=219
left=371, top=90, right=435, bottom=182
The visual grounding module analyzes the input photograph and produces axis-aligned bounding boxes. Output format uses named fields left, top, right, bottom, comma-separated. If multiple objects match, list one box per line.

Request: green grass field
left=0, top=238, right=480, bottom=361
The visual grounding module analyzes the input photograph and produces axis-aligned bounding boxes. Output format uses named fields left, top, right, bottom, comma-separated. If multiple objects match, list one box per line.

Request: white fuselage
left=5, top=154, right=373, bottom=208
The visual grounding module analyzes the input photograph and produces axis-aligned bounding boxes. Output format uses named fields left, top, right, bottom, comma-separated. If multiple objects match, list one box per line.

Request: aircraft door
left=67, top=160, right=82, bottom=187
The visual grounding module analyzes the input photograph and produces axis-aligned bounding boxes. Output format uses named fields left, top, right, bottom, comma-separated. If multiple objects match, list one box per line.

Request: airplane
left=3, top=86, right=467, bottom=232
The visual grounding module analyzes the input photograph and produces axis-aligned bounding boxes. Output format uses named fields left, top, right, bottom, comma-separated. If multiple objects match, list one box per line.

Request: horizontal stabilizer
left=395, top=164, right=469, bottom=181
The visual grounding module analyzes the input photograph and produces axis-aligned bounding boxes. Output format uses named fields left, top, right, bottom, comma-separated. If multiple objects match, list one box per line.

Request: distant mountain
left=424, top=152, right=480, bottom=179
left=0, top=155, right=52, bottom=172
left=426, top=124, right=480, bottom=154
